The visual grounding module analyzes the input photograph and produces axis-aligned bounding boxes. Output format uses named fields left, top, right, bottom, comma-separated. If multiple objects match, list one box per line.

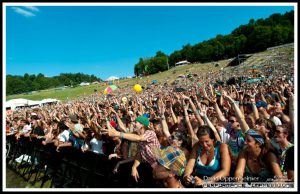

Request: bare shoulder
left=266, top=151, right=278, bottom=161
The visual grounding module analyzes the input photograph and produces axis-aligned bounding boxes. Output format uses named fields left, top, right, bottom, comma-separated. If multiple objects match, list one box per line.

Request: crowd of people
left=6, top=63, right=295, bottom=188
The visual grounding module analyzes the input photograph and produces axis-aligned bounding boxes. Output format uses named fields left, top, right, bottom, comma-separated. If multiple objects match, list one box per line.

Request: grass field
left=6, top=44, right=294, bottom=102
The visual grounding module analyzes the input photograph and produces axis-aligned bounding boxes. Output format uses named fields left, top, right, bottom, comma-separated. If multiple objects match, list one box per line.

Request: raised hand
left=199, top=104, right=208, bottom=117
left=181, top=93, right=190, bottom=100
left=239, top=89, right=245, bottom=103
left=101, top=122, right=119, bottom=137
left=109, top=107, right=117, bottom=114
left=202, top=86, right=209, bottom=99
left=249, top=94, right=256, bottom=103
left=159, top=102, right=166, bottom=116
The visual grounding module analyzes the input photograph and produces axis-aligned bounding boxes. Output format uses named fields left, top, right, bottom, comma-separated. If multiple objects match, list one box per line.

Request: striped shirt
left=137, top=130, right=161, bottom=167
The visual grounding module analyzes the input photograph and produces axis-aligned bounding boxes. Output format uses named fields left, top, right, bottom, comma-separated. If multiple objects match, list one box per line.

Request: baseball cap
left=256, top=101, right=268, bottom=109
left=135, top=116, right=150, bottom=127
left=69, top=114, right=78, bottom=123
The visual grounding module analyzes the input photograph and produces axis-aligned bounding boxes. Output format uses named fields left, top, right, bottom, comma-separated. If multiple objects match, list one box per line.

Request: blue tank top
left=194, top=141, right=222, bottom=178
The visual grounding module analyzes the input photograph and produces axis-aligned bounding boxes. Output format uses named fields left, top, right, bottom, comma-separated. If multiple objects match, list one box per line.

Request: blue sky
left=5, top=5, right=294, bottom=80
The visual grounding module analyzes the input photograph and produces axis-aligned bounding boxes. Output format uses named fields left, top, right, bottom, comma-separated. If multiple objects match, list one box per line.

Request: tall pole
left=167, top=56, right=169, bottom=70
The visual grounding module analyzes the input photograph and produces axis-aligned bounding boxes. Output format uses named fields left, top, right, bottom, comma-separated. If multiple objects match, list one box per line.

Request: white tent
left=40, top=98, right=60, bottom=105
left=175, top=60, right=190, bottom=66
left=79, top=82, right=90, bottom=86
left=6, top=98, right=41, bottom=110
left=106, top=76, right=119, bottom=81
left=177, top=74, right=186, bottom=78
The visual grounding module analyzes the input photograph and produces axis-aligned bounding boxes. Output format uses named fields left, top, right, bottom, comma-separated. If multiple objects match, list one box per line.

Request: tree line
left=134, top=10, right=294, bottom=76
left=7, top=73, right=101, bottom=95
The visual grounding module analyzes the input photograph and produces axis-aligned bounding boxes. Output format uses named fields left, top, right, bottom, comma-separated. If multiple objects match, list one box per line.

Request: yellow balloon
left=104, top=88, right=108, bottom=94
left=133, top=84, right=142, bottom=93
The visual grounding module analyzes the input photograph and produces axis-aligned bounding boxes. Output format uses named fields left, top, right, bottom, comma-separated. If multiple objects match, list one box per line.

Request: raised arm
left=159, top=103, right=171, bottom=138
left=288, top=92, right=294, bottom=132
left=170, top=98, right=178, bottom=124
left=185, top=95, right=204, bottom=126
left=213, top=91, right=227, bottom=126
left=198, top=104, right=221, bottom=142
left=275, top=87, right=287, bottom=106
left=104, top=121, right=147, bottom=142
left=259, top=86, right=267, bottom=103
left=110, top=107, right=126, bottom=132
left=250, top=94, right=259, bottom=120
left=182, top=99, right=198, bottom=146
left=223, top=93, right=249, bottom=133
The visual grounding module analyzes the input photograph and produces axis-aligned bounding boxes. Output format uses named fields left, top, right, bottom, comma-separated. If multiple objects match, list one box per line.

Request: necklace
left=248, top=151, right=259, bottom=162
left=205, top=147, right=214, bottom=155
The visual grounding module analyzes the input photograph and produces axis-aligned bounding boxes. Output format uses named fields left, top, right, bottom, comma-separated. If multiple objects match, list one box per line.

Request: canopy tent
left=175, top=60, right=190, bottom=66
left=244, top=78, right=264, bottom=84
left=6, top=98, right=60, bottom=110
left=40, top=98, right=60, bottom=105
left=6, top=98, right=40, bottom=110
left=106, top=76, right=119, bottom=81
left=79, top=82, right=90, bottom=86
left=177, top=74, right=186, bottom=78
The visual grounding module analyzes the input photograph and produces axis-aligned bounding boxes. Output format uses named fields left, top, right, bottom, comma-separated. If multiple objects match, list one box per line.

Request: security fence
left=6, top=135, right=157, bottom=188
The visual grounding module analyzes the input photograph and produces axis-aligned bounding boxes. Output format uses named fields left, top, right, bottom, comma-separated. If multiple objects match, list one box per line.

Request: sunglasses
left=274, top=130, right=283, bottom=134
left=171, top=134, right=182, bottom=140
left=229, top=120, right=236, bottom=123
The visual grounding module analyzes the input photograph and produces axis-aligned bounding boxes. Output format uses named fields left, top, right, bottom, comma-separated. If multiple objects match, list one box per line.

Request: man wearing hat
left=104, top=116, right=160, bottom=180
left=104, top=116, right=187, bottom=188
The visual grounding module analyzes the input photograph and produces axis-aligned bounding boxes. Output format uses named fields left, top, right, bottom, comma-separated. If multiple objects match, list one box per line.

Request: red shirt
left=137, top=130, right=160, bottom=167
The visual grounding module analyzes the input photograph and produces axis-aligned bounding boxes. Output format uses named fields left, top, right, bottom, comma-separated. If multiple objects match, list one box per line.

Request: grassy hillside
left=6, top=44, right=294, bottom=102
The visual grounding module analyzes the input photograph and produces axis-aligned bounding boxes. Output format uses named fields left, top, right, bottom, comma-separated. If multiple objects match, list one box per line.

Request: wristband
left=204, top=178, right=208, bottom=185
left=120, top=132, right=124, bottom=140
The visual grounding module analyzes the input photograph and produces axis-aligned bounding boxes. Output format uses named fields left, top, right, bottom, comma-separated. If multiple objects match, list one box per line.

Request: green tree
left=247, top=26, right=272, bottom=52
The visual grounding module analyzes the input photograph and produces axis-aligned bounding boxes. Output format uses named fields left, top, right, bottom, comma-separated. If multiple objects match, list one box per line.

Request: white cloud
left=12, top=7, right=36, bottom=17
left=24, top=6, right=40, bottom=12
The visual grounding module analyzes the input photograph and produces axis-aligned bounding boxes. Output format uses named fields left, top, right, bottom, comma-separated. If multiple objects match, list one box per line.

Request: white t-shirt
left=218, top=127, right=230, bottom=144
left=271, top=116, right=282, bottom=126
left=82, top=138, right=104, bottom=155
left=74, top=124, right=83, bottom=133
left=90, top=138, right=104, bottom=155
left=58, top=130, right=70, bottom=142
